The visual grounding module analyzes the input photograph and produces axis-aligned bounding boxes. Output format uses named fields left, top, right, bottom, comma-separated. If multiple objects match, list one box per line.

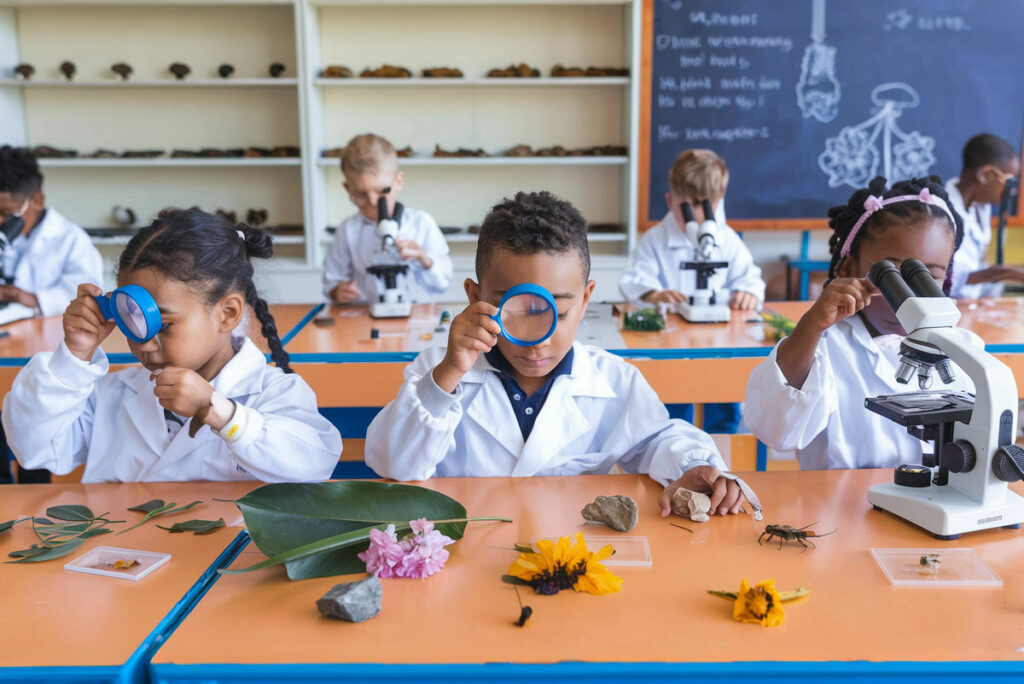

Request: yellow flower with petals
left=508, top=533, right=623, bottom=596
left=733, top=578, right=785, bottom=626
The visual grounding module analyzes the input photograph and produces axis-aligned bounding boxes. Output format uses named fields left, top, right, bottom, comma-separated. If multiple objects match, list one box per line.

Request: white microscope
left=865, top=258, right=1024, bottom=539
left=676, top=199, right=730, bottom=323
left=366, top=196, right=412, bottom=319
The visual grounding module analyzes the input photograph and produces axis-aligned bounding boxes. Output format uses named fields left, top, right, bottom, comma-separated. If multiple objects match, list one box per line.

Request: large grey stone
left=581, top=495, right=639, bottom=532
left=316, top=575, right=383, bottom=623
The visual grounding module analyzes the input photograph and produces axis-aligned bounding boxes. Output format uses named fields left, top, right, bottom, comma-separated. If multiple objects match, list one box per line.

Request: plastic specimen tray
left=871, top=548, right=1001, bottom=587
left=65, top=546, right=171, bottom=581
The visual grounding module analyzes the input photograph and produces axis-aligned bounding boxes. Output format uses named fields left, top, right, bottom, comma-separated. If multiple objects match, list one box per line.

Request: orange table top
left=0, top=481, right=258, bottom=668
left=156, top=471, right=1024, bottom=667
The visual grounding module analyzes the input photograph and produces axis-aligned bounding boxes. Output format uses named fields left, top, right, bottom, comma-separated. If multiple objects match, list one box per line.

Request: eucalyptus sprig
left=119, top=499, right=203, bottom=534
left=7, top=505, right=121, bottom=564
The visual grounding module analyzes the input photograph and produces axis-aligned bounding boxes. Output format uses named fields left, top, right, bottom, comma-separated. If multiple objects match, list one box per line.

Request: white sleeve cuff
left=48, top=340, right=108, bottom=388
left=415, top=370, right=462, bottom=418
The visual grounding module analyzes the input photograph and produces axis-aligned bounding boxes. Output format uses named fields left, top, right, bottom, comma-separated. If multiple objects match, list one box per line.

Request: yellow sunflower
left=733, top=578, right=785, bottom=626
left=508, top=533, right=623, bottom=596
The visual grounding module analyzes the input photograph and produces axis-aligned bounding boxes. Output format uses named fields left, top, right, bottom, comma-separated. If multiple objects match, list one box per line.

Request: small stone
left=316, top=575, right=382, bottom=623
left=671, top=487, right=712, bottom=523
left=581, top=495, right=638, bottom=532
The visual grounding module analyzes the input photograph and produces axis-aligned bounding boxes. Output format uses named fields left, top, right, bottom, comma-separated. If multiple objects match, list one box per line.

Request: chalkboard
left=648, top=0, right=1024, bottom=221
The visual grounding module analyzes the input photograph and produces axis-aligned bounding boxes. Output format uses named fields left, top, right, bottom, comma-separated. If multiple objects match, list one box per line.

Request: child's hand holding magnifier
left=63, top=284, right=118, bottom=362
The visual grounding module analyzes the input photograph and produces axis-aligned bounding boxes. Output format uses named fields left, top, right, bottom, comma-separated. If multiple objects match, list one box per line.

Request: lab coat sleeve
left=612, top=365, right=727, bottom=485
left=949, top=249, right=973, bottom=298
left=217, top=372, right=343, bottom=483
left=743, top=342, right=837, bottom=451
left=408, top=214, right=452, bottom=296
left=1, top=341, right=106, bottom=475
left=619, top=230, right=668, bottom=303
left=722, top=229, right=765, bottom=301
left=35, top=235, right=103, bottom=316
left=322, top=226, right=355, bottom=299
left=364, top=350, right=462, bottom=481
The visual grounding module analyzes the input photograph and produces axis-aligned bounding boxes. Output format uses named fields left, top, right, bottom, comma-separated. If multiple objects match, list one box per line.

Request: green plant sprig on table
left=119, top=499, right=203, bottom=534
left=6, top=505, right=123, bottom=564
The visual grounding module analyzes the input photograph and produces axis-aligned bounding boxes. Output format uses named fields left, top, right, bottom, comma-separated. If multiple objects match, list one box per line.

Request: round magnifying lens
left=94, top=284, right=162, bottom=343
left=491, top=283, right=557, bottom=347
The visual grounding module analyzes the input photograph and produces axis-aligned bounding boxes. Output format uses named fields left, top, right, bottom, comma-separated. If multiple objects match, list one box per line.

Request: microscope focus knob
left=941, top=440, right=976, bottom=473
left=992, top=445, right=1024, bottom=483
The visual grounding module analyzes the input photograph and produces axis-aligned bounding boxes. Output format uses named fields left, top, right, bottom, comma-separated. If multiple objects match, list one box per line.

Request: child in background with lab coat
left=3, top=208, right=342, bottom=483
left=366, top=191, right=753, bottom=518
left=744, top=176, right=976, bottom=470
left=322, top=133, right=452, bottom=304
left=619, top=148, right=764, bottom=434
left=0, top=146, right=102, bottom=322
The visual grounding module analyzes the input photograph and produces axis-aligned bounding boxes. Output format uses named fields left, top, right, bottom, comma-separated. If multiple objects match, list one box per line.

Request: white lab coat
left=365, top=342, right=726, bottom=483
left=0, top=207, right=103, bottom=325
left=744, top=315, right=978, bottom=470
left=619, top=212, right=765, bottom=304
left=2, top=337, right=342, bottom=483
left=322, top=208, right=453, bottom=304
left=947, top=178, right=1001, bottom=299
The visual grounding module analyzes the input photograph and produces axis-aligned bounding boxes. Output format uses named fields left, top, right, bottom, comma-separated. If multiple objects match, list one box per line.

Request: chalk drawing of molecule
left=818, top=83, right=936, bottom=188
left=796, top=0, right=841, bottom=123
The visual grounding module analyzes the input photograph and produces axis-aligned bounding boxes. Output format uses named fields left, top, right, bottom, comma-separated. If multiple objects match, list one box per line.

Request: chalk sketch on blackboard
left=884, top=9, right=913, bottom=31
left=818, top=82, right=936, bottom=188
left=796, top=0, right=841, bottom=123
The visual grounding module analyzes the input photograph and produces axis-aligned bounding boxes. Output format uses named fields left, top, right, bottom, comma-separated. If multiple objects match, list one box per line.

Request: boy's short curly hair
left=340, top=133, right=398, bottom=177
left=476, top=191, right=590, bottom=281
left=0, top=146, right=43, bottom=198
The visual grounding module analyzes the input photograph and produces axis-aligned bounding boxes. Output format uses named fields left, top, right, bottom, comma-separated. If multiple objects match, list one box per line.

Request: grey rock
left=581, top=495, right=639, bottom=532
left=316, top=575, right=382, bottom=623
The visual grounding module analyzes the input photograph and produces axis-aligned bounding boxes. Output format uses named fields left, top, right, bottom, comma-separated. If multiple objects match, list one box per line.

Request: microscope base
left=369, top=302, right=412, bottom=319
left=676, top=301, right=730, bottom=323
left=868, top=482, right=1024, bottom=539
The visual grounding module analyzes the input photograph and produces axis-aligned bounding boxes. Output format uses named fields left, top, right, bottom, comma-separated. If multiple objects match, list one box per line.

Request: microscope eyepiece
left=900, top=258, right=945, bottom=298
left=701, top=199, right=715, bottom=223
left=869, top=260, right=915, bottom=312
left=681, top=201, right=697, bottom=225
left=377, top=196, right=389, bottom=222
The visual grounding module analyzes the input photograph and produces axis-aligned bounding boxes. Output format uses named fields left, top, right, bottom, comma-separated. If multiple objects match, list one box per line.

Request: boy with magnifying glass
left=367, top=192, right=758, bottom=519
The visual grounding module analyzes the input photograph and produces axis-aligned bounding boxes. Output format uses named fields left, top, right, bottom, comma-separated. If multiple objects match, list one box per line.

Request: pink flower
left=358, top=518, right=455, bottom=579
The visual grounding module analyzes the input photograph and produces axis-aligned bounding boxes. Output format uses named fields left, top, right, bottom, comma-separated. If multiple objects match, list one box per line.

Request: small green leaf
left=162, top=500, right=203, bottom=516
left=128, top=499, right=166, bottom=513
left=501, top=574, right=531, bottom=586
left=158, top=518, right=225, bottom=535
left=513, top=543, right=534, bottom=553
left=0, top=518, right=27, bottom=535
left=79, top=528, right=113, bottom=540
left=33, top=518, right=53, bottom=525
left=118, top=502, right=177, bottom=534
left=8, top=544, right=48, bottom=559
left=8, top=538, right=88, bottom=563
left=46, top=505, right=96, bottom=522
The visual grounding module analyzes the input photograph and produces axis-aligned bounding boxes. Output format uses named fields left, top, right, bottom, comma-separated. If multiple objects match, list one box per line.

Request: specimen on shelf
left=670, top=487, right=711, bottom=522
left=246, top=209, right=268, bottom=227
left=587, top=222, right=624, bottom=233
left=317, top=576, right=382, bottom=622
left=171, top=149, right=201, bottom=158
left=32, top=145, right=77, bottom=158
left=487, top=63, right=539, bottom=78
left=396, top=146, right=412, bottom=157
left=271, top=146, right=300, bottom=157
left=200, top=148, right=244, bottom=158
left=504, top=533, right=622, bottom=596
left=59, top=61, right=76, bottom=81
left=218, top=64, right=235, bottom=78
left=580, top=495, right=638, bottom=532
left=215, top=209, right=238, bottom=224
left=422, top=67, right=463, bottom=78
left=112, top=206, right=137, bottom=228
left=120, top=149, right=164, bottom=159
left=360, top=65, right=412, bottom=78
left=535, top=145, right=568, bottom=157
left=111, top=63, right=133, bottom=81
left=433, top=144, right=486, bottom=158
left=585, top=66, right=629, bottom=77
left=14, top=64, right=35, bottom=80
left=550, top=64, right=586, bottom=77
left=321, top=147, right=344, bottom=158
left=243, top=147, right=273, bottom=158
left=758, top=523, right=835, bottom=551
left=321, top=65, right=353, bottom=78
left=269, top=62, right=286, bottom=78
left=502, top=144, right=534, bottom=157
left=168, top=62, right=191, bottom=80
left=708, top=579, right=808, bottom=627
left=83, top=149, right=118, bottom=159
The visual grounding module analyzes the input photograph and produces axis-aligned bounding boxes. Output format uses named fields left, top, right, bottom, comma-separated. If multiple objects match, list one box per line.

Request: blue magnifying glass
left=490, top=283, right=557, bottom=347
left=93, top=284, right=163, bottom=343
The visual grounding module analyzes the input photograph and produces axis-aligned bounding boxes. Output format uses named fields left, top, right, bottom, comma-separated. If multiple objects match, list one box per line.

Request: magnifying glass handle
left=94, top=294, right=113, bottom=321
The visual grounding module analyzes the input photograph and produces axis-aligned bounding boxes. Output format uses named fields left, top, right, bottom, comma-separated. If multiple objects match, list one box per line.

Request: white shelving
left=314, top=77, right=628, bottom=87
left=0, top=78, right=298, bottom=87
left=317, top=156, right=627, bottom=167
left=39, top=158, right=302, bottom=168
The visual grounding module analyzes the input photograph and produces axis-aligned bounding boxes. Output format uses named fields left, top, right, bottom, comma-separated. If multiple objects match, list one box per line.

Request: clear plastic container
left=530, top=535, right=652, bottom=567
left=65, top=546, right=171, bottom=581
left=871, top=548, right=1001, bottom=587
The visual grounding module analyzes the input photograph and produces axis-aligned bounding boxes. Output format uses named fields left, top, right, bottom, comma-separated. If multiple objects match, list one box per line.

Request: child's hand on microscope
left=330, top=280, right=362, bottom=304
left=396, top=238, right=433, bottom=269
left=804, top=277, right=878, bottom=332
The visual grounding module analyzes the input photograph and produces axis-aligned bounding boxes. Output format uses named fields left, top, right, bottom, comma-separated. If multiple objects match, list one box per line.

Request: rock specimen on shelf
left=246, top=209, right=268, bottom=227
left=502, top=144, right=534, bottom=157
left=581, top=495, right=639, bottom=532
left=550, top=64, right=586, bottom=77
left=671, top=487, right=712, bottom=523
left=587, top=222, right=624, bottom=234
left=111, top=63, right=133, bottom=81
left=271, top=146, right=300, bottom=157
left=215, top=209, right=238, bottom=224
left=321, top=147, right=344, bottom=158
left=168, top=62, right=191, bottom=80
left=535, top=145, right=568, bottom=157
left=269, top=62, right=286, bottom=78
left=32, top=145, right=77, bottom=158
left=433, top=144, right=486, bottom=158
left=218, top=64, right=235, bottom=78
left=396, top=146, right=413, bottom=157
left=120, top=149, right=164, bottom=158
left=243, top=147, right=273, bottom=158
left=321, top=65, right=353, bottom=78
left=316, top=576, right=382, bottom=623
left=585, top=66, right=629, bottom=77
left=360, top=64, right=411, bottom=78
left=14, top=64, right=35, bottom=80
left=487, top=63, right=539, bottom=78
left=422, top=67, right=463, bottom=78
left=59, top=61, right=76, bottom=81
left=171, top=149, right=201, bottom=158
left=83, top=149, right=118, bottom=159
left=112, top=206, right=137, bottom=228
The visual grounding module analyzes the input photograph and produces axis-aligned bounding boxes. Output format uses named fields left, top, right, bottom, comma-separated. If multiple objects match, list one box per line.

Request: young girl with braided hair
left=744, top=176, right=980, bottom=470
left=3, top=208, right=342, bottom=482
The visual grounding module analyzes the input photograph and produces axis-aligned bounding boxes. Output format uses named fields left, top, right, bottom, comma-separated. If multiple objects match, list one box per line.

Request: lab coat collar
left=462, top=342, right=616, bottom=399
left=117, top=337, right=266, bottom=396
left=662, top=212, right=691, bottom=249
left=840, top=315, right=902, bottom=389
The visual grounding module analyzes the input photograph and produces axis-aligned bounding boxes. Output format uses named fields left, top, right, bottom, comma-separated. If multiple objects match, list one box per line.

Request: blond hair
left=668, top=149, right=729, bottom=199
left=340, top=133, right=398, bottom=176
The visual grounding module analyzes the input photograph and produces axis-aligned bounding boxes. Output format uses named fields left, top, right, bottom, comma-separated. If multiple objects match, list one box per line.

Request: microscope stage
left=865, top=391, right=974, bottom=427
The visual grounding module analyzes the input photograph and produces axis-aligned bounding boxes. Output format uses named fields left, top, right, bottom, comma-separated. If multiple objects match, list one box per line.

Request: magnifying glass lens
left=499, top=293, right=555, bottom=345
left=114, top=291, right=150, bottom=339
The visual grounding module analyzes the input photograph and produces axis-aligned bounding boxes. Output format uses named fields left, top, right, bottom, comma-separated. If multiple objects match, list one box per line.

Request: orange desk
left=152, top=471, right=1024, bottom=681
left=0, top=481, right=258, bottom=676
